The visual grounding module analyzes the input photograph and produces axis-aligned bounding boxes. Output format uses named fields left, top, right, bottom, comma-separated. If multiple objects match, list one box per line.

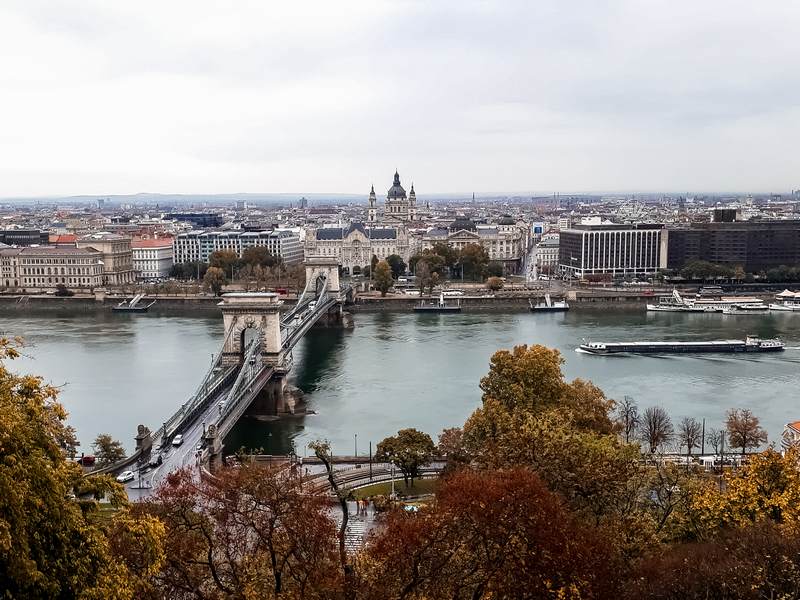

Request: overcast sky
left=1, top=1, right=799, bottom=197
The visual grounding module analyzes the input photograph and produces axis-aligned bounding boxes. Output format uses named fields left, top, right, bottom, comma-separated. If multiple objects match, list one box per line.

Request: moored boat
left=529, top=294, right=569, bottom=312
left=414, top=292, right=462, bottom=313
left=112, top=293, right=156, bottom=313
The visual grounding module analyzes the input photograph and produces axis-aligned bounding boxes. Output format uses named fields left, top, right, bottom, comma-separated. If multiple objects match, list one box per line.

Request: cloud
left=0, top=0, right=799, bottom=196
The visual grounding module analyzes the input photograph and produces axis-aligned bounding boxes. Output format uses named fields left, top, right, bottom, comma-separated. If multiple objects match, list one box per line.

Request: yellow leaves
left=691, top=448, right=800, bottom=536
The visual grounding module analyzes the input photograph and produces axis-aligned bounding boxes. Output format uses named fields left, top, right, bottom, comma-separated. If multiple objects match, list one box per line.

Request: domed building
left=369, top=170, right=418, bottom=223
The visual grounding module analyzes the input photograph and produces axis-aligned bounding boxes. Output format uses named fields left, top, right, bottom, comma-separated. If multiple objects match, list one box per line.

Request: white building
left=535, top=235, right=560, bottom=273
left=132, top=239, right=174, bottom=280
left=173, top=230, right=304, bottom=265
left=416, top=217, right=529, bottom=275
left=1, top=246, right=104, bottom=291
left=304, top=223, right=410, bottom=275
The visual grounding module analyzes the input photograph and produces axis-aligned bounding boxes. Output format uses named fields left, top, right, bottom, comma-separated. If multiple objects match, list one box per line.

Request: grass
left=352, top=478, right=438, bottom=499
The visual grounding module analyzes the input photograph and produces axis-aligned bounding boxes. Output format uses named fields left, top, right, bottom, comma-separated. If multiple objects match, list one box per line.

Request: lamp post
left=354, top=433, right=358, bottom=458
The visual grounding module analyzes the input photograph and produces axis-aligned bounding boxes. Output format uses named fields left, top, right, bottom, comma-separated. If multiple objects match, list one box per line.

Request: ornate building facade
left=304, top=223, right=410, bottom=275
left=368, top=171, right=418, bottom=223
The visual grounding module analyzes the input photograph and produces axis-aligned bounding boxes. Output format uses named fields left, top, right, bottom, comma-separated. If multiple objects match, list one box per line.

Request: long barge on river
left=579, top=336, right=784, bottom=355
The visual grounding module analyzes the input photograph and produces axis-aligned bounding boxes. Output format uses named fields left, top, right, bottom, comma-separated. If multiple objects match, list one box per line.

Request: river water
left=4, top=307, right=800, bottom=455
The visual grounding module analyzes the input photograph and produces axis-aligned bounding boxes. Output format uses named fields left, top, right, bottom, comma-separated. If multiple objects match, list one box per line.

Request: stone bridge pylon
left=220, top=293, right=284, bottom=367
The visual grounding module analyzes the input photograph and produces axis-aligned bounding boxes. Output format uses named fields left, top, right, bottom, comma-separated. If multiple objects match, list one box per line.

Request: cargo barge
left=579, top=336, right=784, bottom=355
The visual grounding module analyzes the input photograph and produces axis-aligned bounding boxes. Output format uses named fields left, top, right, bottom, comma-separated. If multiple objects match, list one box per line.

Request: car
left=172, top=434, right=184, bottom=446
left=116, top=470, right=135, bottom=483
left=196, top=443, right=204, bottom=452
left=148, top=454, right=163, bottom=468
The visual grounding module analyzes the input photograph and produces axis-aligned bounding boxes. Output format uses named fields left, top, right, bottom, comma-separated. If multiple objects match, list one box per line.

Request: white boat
left=688, top=296, right=764, bottom=312
left=530, top=293, right=569, bottom=312
left=646, top=290, right=707, bottom=312
left=722, top=304, right=769, bottom=315
left=770, top=302, right=800, bottom=312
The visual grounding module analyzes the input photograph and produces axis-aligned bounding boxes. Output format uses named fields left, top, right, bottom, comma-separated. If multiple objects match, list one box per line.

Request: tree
left=640, top=406, right=674, bottom=453
left=415, top=260, right=434, bottom=294
left=431, top=241, right=459, bottom=269
left=616, top=396, right=640, bottom=444
left=437, top=427, right=469, bottom=468
left=142, top=463, right=342, bottom=598
left=726, top=408, right=768, bottom=455
left=733, top=264, right=746, bottom=283
left=370, top=254, right=379, bottom=273
left=203, top=266, right=227, bottom=296
left=240, top=245, right=277, bottom=268
left=375, top=428, right=436, bottom=487
left=93, top=433, right=126, bottom=466
left=0, top=338, right=162, bottom=598
left=691, top=448, right=800, bottom=533
left=360, top=469, right=623, bottom=600
left=386, top=254, right=406, bottom=278
left=487, top=261, right=504, bottom=277
left=486, top=276, right=504, bottom=290
left=678, top=417, right=702, bottom=457
left=372, top=259, right=393, bottom=297
left=705, top=427, right=724, bottom=455
left=459, top=243, right=489, bottom=280
left=54, top=283, right=74, bottom=297
left=208, top=249, right=238, bottom=277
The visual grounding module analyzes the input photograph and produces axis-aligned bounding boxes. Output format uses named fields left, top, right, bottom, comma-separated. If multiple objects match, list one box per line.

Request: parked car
left=116, top=470, right=135, bottom=483
left=75, top=455, right=96, bottom=467
left=172, top=434, right=184, bottom=446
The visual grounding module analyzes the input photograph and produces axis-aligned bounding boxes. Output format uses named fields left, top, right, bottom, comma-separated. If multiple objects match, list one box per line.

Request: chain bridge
left=117, top=258, right=352, bottom=490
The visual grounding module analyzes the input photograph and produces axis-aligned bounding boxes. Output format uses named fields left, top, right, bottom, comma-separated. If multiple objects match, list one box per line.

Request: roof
left=49, top=234, right=77, bottom=244
left=79, top=232, right=129, bottom=241
left=315, top=223, right=397, bottom=240
left=132, top=238, right=173, bottom=249
left=786, top=421, right=800, bottom=434
left=387, top=171, right=407, bottom=199
left=17, top=246, right=101, bottom=256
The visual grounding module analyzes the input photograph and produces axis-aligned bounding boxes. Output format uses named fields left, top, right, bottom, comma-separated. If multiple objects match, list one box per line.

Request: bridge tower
left=304, top=256, right=340, bottom=295
left=219, top=293, right=285, bottom=367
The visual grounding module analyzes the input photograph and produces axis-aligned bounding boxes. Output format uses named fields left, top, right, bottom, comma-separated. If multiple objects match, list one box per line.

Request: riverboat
left=770, top=302, right=800, bottom=312
left=647, top=290, right=709, bottom=312
left=529, top=294, right=569, bottom=312
left=721, top=304, right=769, bottom=315
left=579, top=335, right=784, bottom=355
left=112, top=293, right=156, bottom=313
left=413, top=292, right=461, bottom=313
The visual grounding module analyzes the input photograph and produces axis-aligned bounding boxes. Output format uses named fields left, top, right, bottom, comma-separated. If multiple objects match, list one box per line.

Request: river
left=4, top=307, right=800, bottom=455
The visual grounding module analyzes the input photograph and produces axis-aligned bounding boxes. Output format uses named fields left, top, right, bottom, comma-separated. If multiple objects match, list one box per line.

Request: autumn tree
left=0, top=338, right=163, bottom=598
left=202, top=265, right=227, bottom=296
left=726, top=408, right=768, bottom=455
left=375, top=428, right=436, bottom=487
left=705, top=427, right=724, bottom=455
left=431, top=241, right=459, bottom=269
left=415, top=260, right=438, bottom=294
left=640, top=406, right=674, bottom=454
left=486, top=276, right=504, bottom=290
left=386, top=254, right=406, bottom=278
left=208, top=249, right=238, bottom=276
left=372, top=259, right=393, bottom=297
left=678, top=417, right=702, bottom=457
left=437, top=427, right=469, bottom=468
left=93, top=433, right=127, bottom=466
left=691, top=448, right=800, bottom=533
left=141, top=464, right=342, bottom=599
left=626, top=522, right=800, bottom=600
left=359, top=469, right=623, bottom=600
left=616, top=395, right=640, bottom=444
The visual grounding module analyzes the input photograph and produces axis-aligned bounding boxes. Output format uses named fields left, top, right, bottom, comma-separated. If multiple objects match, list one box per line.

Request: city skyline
left=2, top=1, right=800, bottom=196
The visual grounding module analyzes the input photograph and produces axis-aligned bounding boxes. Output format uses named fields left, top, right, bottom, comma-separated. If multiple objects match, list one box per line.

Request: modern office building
left=558, top=223, right=666, bottom=277
left=666, top=220, right=800, bottom=273
left=0, top=229, right=48, bottom=246
left=170, top=213, right=224, bottom=228
left=173, top=230, right=304, bottom=265
left=132, top=238, right=174, bottom=280
left=0, top=246, right=104, bottom=290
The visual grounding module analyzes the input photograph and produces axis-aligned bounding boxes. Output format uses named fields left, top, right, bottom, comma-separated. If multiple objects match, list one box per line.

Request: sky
left=1, top=0, right=799, bottom=197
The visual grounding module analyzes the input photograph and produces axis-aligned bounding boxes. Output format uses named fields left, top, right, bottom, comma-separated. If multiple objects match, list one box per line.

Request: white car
left=172, top=434, right=184, bottom=446
left=116, top=470, right=135, bottom=483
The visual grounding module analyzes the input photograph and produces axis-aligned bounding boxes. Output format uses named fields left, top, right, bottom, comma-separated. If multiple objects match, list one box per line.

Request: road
left=125, top=382, right=234, bottom=501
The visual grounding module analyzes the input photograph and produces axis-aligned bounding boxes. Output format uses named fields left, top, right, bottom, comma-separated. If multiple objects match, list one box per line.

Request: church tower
left=386, top=170, right=409, bottom=221
left=368, top=185, right=377, bottom=222
left=408, top=183, right=417, bottom=221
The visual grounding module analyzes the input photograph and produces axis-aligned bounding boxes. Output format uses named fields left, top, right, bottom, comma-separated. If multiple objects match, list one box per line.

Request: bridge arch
left=219, top=293, right=284, bottom=367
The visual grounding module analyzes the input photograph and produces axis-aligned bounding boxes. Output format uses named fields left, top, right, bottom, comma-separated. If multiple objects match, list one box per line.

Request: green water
left=5, top=307, right=799, bottom=454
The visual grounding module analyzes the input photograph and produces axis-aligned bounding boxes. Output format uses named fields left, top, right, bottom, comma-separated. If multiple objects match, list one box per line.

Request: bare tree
left=640, top=406, right=674, bottom=454
left=726, top=408, right=768, bottom=455
left=616, top=395, right=640, bottom=444
left=706, top=428, right=724, bottom=455
left=678, top=417, right=703, bottom=457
